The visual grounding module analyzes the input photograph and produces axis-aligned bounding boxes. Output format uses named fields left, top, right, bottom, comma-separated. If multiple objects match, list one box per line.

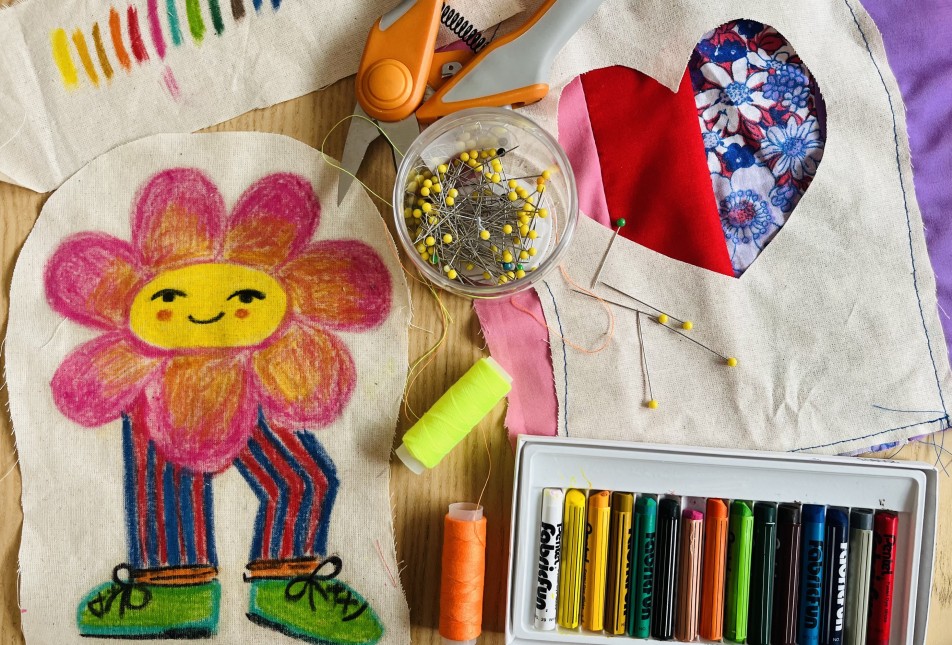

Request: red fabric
left=581, top=66, right=734, bottom=276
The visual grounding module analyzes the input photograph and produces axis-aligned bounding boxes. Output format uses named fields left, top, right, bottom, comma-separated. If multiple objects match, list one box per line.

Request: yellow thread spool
left=396, top=358, right=512, bottom=474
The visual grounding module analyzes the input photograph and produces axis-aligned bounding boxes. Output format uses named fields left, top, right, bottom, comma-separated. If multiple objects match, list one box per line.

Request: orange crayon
left=700, top=498, right=729, bottom=640
left=582, top=490, right=611, bottom=631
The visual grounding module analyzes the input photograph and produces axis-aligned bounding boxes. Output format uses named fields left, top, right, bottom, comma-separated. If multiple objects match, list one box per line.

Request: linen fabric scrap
left=6, top=133, right=412, bottom=643
left=478, top=0, right=952, bottom=453
left=0, top=0, right=524, bottom=192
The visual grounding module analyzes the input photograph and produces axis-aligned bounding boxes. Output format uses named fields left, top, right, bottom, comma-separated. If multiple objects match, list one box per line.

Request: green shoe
left=247, top=556, right=383, bottom=645
left=77, top=564, right=220, bottom=639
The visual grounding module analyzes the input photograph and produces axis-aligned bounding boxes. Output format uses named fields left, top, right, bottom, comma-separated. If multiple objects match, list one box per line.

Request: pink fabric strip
left=474, top=293, right=557, bottom=442
left=476, top=78, right=609, bottom=441
left=558, top=76, right=611, bottom=227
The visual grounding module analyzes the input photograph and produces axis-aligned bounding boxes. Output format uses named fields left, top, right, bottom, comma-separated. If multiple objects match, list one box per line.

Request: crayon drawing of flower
left=46, top=169, right=392, bottom=472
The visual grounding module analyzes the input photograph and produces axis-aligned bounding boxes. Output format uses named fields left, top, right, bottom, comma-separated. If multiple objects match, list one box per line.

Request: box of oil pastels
left=506, top=436, right=938, bottom=644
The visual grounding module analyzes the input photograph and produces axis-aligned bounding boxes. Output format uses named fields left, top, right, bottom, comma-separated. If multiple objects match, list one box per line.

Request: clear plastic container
left=393, top=108, right=578, bottom=299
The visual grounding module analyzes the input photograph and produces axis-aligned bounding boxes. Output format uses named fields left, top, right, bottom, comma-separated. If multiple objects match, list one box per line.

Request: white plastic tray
left=506, top=436, right=938, bottom=644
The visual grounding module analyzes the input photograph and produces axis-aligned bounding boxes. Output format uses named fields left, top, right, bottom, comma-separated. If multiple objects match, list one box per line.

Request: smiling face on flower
left=45, top=168, right=392, bottom=473
left=129, top=263, right=289, bottom=348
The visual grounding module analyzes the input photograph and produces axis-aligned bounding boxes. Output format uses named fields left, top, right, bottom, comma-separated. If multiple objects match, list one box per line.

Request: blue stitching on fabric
left=843, top=0, right=948, bottom=419
left=791, top=415, right=948, bottom=452
left=543, top=281, right=569, bottom=437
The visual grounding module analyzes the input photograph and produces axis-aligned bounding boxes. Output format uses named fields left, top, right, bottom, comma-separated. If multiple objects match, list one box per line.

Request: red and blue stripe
left=122, top=410, right=337, bottom=569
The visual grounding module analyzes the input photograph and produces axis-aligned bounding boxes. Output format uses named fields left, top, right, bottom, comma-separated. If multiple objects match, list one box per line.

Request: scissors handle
left=416, top=0, right=605, bottom=123
left=355, top=0, right=443, bottom=122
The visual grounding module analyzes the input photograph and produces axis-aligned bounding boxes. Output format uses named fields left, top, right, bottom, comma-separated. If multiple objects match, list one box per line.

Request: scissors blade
left=337, top=104, right=381, bottom=206
left=380, top=115, right=422, bottom=170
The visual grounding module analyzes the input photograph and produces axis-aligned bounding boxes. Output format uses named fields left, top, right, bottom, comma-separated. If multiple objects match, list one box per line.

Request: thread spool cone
left=395, top=443, right=425, bottom=475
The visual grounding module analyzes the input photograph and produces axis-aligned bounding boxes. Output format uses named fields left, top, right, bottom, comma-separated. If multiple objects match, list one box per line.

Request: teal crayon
left=626, top=495, right=657, bottom=638
left=798, top=504, right=827, bottom=645
left=724, top=500, right=754, bottom=643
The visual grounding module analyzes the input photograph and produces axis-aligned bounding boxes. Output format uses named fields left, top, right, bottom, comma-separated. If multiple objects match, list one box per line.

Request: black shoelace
left=284, top=556, right=369, bottom=622
left=87, top=564, right=152, bottom=619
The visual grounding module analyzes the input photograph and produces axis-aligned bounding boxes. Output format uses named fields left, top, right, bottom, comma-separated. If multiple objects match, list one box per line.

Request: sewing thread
left=395, top=357, right=511, bottom=474
left=440, top=503, right=487, bottom=645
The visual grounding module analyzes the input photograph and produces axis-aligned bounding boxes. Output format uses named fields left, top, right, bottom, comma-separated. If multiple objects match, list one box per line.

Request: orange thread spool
left=440, top=503, right=487, bottom=645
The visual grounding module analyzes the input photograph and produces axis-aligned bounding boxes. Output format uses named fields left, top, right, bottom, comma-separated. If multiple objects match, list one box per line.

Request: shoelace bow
left=87, top=564, right=153, bottom=619
left=285, top=556, right=369, bottom=622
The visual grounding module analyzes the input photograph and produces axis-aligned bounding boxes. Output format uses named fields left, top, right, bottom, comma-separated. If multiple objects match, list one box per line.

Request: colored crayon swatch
left=541, top=493, right=900, bottom=644
left=50, top=0, right=280, bottom=90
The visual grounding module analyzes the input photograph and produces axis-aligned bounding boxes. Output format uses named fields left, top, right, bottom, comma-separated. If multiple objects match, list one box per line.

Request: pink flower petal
left=278, top=240, right=392, bottom=331
left=131, top=168, right=226, bottom=269
left=141, top=352, right=258, bottom=473
left=223, top=173, right=319, bottom=270
left=45, top=232, right=142, bottom=330
left=51, top=332, right=162, bottom=426
left=253, top=320, right=356, bottom=429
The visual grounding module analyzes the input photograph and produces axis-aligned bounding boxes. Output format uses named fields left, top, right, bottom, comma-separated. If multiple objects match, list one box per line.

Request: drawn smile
left=187, top=312, right=226, bottom=325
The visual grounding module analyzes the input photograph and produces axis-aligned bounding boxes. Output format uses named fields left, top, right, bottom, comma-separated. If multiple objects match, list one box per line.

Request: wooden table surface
left=1, top=76, right=950, bottom=645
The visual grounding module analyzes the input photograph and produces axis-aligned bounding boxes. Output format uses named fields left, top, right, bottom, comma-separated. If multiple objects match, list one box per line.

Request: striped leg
left=234, top=414, right=339, bottom=562
left=122, top=415, right=217, bottom=568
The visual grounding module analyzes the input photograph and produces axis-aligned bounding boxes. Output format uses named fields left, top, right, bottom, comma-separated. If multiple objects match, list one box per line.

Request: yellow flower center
left=129, top=263, right=288, bottom=349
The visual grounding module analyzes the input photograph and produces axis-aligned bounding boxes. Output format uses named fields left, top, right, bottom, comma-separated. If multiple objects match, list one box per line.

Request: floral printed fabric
left=690, top=20, right=825, bottom=276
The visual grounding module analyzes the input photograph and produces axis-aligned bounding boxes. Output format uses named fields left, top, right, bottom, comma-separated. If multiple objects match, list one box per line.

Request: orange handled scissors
left=337, top=0, right=605, bottom=204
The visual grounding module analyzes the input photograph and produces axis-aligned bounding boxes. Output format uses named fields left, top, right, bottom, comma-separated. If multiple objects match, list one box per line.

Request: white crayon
left=534, top=488, right=564, bottom=630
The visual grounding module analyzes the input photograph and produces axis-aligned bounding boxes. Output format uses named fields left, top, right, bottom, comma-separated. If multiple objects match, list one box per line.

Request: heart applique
left=558, top=19, right=826, bottom=277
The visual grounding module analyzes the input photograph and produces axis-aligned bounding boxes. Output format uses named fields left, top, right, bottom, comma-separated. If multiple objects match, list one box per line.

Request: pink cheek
left=156, top=309, right=173, bottom=322
left=235, top=309, right=250, bottom=319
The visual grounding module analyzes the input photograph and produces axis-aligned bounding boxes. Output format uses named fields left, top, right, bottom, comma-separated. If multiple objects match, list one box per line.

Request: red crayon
left=867, top=510, right=898, bottom=645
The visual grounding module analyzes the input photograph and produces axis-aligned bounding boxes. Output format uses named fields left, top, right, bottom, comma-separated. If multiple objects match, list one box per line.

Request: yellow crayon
left=557, top=489, right=587, bottom=628
left=582, top=490, right=612, bottom=631
left=605, top=492, right=634, bottom=634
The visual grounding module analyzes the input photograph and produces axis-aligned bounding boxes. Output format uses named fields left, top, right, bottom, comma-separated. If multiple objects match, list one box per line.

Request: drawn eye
left=151, top=288, right=187, bottom=303
left=228, top=289, right=266, bottom=304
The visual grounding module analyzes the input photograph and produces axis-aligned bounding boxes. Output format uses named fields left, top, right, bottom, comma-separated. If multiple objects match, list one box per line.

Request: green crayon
left=725, top=500, right=754, bottom=643
left=626, top=495, right=657, bottom=638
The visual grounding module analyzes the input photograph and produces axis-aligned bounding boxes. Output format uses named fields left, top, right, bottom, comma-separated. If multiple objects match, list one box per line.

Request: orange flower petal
left=51, top=332, right=162, bottom=426
left=142, top=352, right=257, bottom=472
left=132, top=168, right=225, bottom=269
left=253, top=320, right=355, bottom=428
left=279, top=240, right=392, bottom=331
left=45, top=232, right=141, bottom=329
left=223, top=173, right=319, bottom=270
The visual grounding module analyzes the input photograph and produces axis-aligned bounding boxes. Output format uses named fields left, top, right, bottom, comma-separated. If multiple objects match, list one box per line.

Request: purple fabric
left=861, top=0, right=952, bottom=364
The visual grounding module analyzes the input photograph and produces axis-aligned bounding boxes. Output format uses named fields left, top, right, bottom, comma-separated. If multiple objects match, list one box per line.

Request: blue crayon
left=798, top=504, right=827, bottom=645
left=822, top=508, right=849, bottom=645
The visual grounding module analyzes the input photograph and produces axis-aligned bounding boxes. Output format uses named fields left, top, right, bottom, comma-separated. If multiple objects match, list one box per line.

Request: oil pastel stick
left=582, top=490, right=611, bottom=631
left=844, top=509, right=873, bottom=645
left=821, top=507, right=849, bottom=645
left=749, top=502, right=777, bottom=645
left=534, top=488, right=564, bottom=630
left=724, top=500, right=754, bottom=643
left=675, top=509, right=703, bottom=642
left=604, top=492, right=634, bottom=634
left=798, top=504, right=826, bottom=645
left=700, top=498, right=729, bottom=641
left=627, top=495, right=657, bottom=638
left=773, top=503, right=802, bottom=645
left=867, top=510, right=898, bottom=645
left=557, top=489, right=586, bottom=629
left=652, top=498, right=680, bottom=641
